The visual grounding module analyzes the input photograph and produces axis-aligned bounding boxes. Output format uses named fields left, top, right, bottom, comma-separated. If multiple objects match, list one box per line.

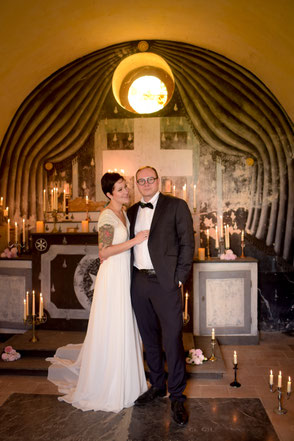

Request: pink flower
left=10, top=247, right=18, bottom=257
left=1, top=353, right=9, bottom=361
left=4, top=346, right=13, bottom=353
left=1, top=252, right=6, bottom=258
left=195, top=349, right=203, bottom=357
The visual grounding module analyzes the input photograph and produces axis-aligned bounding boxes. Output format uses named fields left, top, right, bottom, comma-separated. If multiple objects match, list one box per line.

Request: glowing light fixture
left=128, top=75, right=168, bottom=114
left=112, top=52, right=174, bottom=114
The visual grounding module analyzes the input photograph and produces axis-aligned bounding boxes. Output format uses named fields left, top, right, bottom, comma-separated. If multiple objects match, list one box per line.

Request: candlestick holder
left=24, top=313, right=47, bottom=343
left=230, top=363, right=241, bottom=387
left=209, top=338, right=217, bottom=362
left=206, top=243, right=211, bottom=260
left=241, top=240, right=245, bottom=258
left=269, top=384, right=291, bottom=414
left=183, top=312, right=190, bottom=326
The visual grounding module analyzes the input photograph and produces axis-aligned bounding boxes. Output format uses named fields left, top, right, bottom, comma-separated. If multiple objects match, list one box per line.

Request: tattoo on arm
left=99, top=224, right=114, bottom=248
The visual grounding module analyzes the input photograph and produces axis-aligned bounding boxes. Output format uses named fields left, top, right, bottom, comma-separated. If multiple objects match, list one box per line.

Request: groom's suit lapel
left=150, top=193, right=166, bottom=235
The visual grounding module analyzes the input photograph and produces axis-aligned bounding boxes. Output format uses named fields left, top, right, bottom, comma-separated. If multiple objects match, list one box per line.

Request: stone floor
left=0, top=331, right=293, bottom=441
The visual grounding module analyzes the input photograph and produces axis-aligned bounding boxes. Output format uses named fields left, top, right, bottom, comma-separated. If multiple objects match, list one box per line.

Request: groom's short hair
left=136, top=166, right=158, bottom=180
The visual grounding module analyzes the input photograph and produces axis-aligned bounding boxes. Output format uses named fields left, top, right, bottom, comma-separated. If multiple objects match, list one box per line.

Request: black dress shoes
left=134, top=386, right=166, bottom=406
left=171, top=400, right=188, bottom=426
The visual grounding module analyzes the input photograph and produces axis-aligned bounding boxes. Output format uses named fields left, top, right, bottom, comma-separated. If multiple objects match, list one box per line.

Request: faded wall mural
left=0, top=40, right=293, bottom=332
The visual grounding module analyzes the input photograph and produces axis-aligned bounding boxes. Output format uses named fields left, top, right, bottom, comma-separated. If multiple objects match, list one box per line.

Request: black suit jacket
left=128, top=193, right=195, bottom=292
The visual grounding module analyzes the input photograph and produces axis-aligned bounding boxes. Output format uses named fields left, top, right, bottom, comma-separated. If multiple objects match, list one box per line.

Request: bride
left=47, top=172, right=148, bottom=412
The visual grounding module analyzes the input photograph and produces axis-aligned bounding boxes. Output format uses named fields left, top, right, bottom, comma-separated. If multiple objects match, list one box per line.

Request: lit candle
left=215, top=226, right=219, bottom=249
left=193, top=184, right=196, bottom=210
left=36, top=221, right=45, bottom=233
left=212, top=328, right=215, bottom=340
left=24, top=299, right=27, bottom=320
left=0, top=196, right=3, bottom=206
left=86, top=195, right=89, bottom=205
left=172, top=185, right=176, bottom=197
left=278, top=370, right=282, bottom=388
left=32, top=291, right=35, bottom=316
left=206, top=229, right=210, bottom=244
left=51, top=189, right=54, bottom=210
left=82, top=220, right=89, bottom=232
left=241, top=230, right=244, bottom=242
left=22, top=218, right=25, bottom=245
left=55, top=188, right=58, bottom=210
left=287, top=376, right=291, bottom=394
left=225, top=224, right=230, bottom=249
left=182, top=184, right=186, bottom=201
left=43, top=189, right=46, bottom=213
left=63, top=189, right=66, bottom=212
left=4, top=206, right=9, bottom=216
left=39, top=293, right=43, bottom=319
left=7, top=219, right=10, bottom=245
left=233, top=350, right=238, bottom=365
left=220, top=215, right=224, bottom=238
left=269, top=369, right=274, bottom=386
left=26, top=291, right=29, bottom=316
left=15, top=222, right=18, bottom=243
left=184, top=292, right=189, bottom=321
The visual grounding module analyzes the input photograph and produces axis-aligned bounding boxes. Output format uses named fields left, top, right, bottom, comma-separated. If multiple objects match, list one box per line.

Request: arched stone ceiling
left=0, top=40, right=293, bottom=262
left=0, top=0, right=293, bottom=145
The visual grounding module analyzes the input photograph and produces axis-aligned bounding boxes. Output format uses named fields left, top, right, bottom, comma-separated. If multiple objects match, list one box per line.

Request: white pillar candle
left=233, top=350, right=238, bottom=365
left=269, top=369, right=274, bottom=385
left=193, top=184, right=196, bottom=210
left=184, top=292, right=189, bottom=321
left=278, top=371, right=282, bottom=388
left=81, top=220, right=89, bottom=232
left=287, top=376, right=291, bottom=393
left=212, top=328, right=215, bottom=340
left=26, top=291, right=29, bottom=316
left=15, top=222, right=18, bottom=243
left=7, top=219, right=10, bottom=245
left=23, top=299, right=27, bottom=320
left=22, top=218, right=25, bottom=245
left=215, top=226, right=219, bottom=248
left=36, top=221, right=45, bottom=233
left=32, top=291, right=35, bottom=316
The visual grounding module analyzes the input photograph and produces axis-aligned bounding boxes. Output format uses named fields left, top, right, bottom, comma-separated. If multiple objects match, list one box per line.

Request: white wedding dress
left=47, top=209, right=147, bottom=412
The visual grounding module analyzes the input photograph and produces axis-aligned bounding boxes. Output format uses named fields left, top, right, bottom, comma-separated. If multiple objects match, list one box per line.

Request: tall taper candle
left=270, top=369, right=274, bottom=385
left=32, top=291, right=35, bottom=316
left=233, top=350, right=238, bottom=365
left=278, top=371, right=282, bottom=388
left=184, top=292, right=189, bottom=321
left=212, top=328, right=215, bottom=340
left=220, top=215, right=224, bottom=238
left=7, top=219, right=10, bottom=245
left=182, top=184, right=186, bottom=201
left=0, top=196, right=3, bottom=206
left=63, top=190, right=66, bottom=212
left=22, top=218, right=25, bottom=245
left=241, top=230, right=244, bottom=241
left=15, top=222, right=18, bottom=243
left=39, top=293, right=43, bottom=319
left=26, top=291, right=29, bottom=315
left=287, top=377, right=291, bottom=393
left=43, top=189, right=46, bottom=212
left=206, top=229, right=210, bottom=244
left=24, top=299, right=27, bottom=320
left=215, top=226, right=219, bottom=248
left=172, top=185, right=176, bottom=197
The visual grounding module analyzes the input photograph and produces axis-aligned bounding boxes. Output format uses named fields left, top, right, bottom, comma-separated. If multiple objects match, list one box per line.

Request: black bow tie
left=139, top=202, right=153, bottom=209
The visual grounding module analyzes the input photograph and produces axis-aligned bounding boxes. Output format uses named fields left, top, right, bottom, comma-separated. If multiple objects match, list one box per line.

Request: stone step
left=0, top=331, right=226, bottom=378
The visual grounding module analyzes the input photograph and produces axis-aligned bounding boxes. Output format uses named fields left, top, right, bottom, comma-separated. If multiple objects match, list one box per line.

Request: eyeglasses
left=136, top=177, right=158, bottom=186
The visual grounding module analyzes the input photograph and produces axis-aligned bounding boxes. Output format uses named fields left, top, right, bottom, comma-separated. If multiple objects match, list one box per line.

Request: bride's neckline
left=106, top=207, right=127, bottom=228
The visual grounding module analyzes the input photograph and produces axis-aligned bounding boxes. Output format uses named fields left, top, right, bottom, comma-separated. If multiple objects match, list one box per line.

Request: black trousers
left=131, top=268, right=186, bottom=401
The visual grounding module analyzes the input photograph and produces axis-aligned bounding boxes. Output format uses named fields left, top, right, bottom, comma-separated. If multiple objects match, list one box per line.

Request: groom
left=128, top=166, right=194, bottom=426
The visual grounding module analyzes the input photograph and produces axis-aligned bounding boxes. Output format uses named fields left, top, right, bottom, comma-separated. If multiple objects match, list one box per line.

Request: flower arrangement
left=1, top=247, right=18, bottom=258
left=220, top=249, right=237, bottom=260
left=1, top=346, right=21, bottom=362
left=186, top=348, right=207, bottom=365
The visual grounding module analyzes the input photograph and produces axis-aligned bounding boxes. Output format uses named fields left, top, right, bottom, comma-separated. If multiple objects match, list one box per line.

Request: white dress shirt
left=133, top=191, right=160, bottom=270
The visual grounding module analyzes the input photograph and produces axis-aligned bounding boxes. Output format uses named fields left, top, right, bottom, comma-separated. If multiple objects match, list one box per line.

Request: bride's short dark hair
left=101, top=172, right=124, bottom=198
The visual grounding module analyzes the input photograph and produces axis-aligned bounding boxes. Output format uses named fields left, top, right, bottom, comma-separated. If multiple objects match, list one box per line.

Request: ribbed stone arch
left=0, top=40, right=293, bottom=262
